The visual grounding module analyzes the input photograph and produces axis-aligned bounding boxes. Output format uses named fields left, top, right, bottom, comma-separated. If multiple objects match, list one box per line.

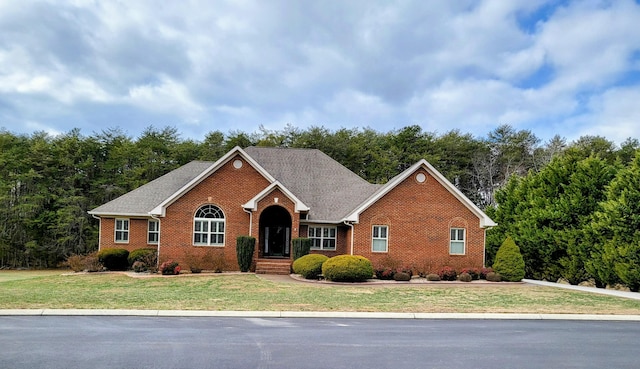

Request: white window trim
left=147, top=220, right=159, bottom=245
left=449, top=228, right=466, bottom=255
left=193, top=205, right=226, bottom=247
left=114, top=218, right=129, bottom=243
left=371, top=225, right=388, bottom=253
left=308, top=226, right=337, bottom=250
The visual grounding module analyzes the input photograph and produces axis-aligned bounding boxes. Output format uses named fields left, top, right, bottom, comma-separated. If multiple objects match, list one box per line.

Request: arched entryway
left=259, top=205, right=292, bottom=258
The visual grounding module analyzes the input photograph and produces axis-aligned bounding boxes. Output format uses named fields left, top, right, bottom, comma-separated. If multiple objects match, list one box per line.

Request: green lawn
left=1, top=271, right=639, bottom=314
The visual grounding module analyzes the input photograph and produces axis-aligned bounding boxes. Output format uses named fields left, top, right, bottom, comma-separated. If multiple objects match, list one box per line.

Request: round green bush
left=393, top=271, right=411, bottom=281
left=426, top=273, right=441, bottom=281
left=486, top=272, right=502, bottom=282
left=458, top=272, right=472, bottom=282
left=128, top=248, right=157, bottom=266
left=322, top=255, right=373, bottom=282
left=96, top=248, right=129, bottom=271
left=493, top=237, right=525, bottom=282
left=292, top=254, right=329, bottom=279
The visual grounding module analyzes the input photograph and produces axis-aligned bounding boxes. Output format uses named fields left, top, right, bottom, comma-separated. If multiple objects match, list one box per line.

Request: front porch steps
left=255, top=258, right=292, bottom=275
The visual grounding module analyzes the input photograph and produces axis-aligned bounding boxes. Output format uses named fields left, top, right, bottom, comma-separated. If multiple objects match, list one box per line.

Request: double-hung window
left=148, top=220, right=159, bottom=244
left=115, top=218, right=129, bottom=243
left=450, top=228, right=465, bottom=255
left=193, top=205, right=225, bottom=246
left=308, top=226, right=336, bottom=250
left=372, top=225, right=388, bottom=252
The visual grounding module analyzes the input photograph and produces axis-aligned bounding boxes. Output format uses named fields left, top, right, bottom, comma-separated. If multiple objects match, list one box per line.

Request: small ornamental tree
left=236, top=236, right=256, bottom=272
left=493, top=236, right=525, bottom=282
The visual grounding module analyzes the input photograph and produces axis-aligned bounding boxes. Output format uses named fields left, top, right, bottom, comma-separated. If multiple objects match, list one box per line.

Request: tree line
left=0, top=124, right=638, bottom=287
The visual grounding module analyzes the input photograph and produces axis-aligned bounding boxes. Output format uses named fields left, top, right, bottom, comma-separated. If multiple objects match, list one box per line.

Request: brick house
left=89, top=146, right=496, bottom=274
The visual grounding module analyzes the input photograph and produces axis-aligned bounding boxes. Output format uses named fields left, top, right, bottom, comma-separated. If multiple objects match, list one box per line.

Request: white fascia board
left=242, top=181, right=310, bottom=213
left=343, top=159, right=497, bottom=228
left=150, top=146, right=277, bottom=216
left=86, top=212, right=153, bottom=218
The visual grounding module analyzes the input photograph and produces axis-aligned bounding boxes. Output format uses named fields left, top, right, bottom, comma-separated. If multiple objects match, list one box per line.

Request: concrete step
left=255, top=259, right=291, bottom=275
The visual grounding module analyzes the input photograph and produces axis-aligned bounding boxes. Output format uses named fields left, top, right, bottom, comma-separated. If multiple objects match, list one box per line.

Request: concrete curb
left=1, top=309, right=639, bottom=321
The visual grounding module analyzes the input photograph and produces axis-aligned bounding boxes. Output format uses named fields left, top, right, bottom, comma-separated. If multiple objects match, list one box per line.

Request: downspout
left=91, top=215, right=101, bottom=252
left=243, top=208, right=253, bottom=236
left=343, top=221, right=355, bottom=255
left=150, top=214, right=162, bottom=270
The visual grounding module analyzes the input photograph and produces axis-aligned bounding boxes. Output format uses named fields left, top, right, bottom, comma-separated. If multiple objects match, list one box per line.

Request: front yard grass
left=1, top=271, right=640, bottom=314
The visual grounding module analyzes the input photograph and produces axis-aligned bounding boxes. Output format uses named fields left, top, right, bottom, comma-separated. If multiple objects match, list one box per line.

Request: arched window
left=193, top=205, right=225, bottom=246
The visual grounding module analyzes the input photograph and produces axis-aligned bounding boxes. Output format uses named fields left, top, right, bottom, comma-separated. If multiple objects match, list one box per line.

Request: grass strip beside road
left=1, top=272, right=640, bottom=314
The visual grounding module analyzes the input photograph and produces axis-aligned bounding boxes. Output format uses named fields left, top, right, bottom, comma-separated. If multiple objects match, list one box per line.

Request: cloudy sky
left=1, top=0, right=639, bottom=144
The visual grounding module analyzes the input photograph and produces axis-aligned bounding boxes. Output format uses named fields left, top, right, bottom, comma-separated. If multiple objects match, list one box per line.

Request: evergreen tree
left=493, top=236, right=525, bottom=282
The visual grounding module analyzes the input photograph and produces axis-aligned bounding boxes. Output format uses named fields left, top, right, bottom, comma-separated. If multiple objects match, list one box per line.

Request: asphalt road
left=1, top=316, right=638, bottom=369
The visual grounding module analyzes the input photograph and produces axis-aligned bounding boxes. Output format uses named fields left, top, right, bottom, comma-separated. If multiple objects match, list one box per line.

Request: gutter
left=150, top=214, right=162, bottom=270
left=243, top=208, right=253, bottom=236
left=343, top=221, right=355, bottom=255
left=91, top=215, right=102, bottom=251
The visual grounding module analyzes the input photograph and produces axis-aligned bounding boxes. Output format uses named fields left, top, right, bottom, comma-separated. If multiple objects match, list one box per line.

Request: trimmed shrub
left=322, top=255, right=374, bottom=282
left=458, top=272, right=472, bottom=282
left=160, top=260, right=180, bottom=275
left=486, top=272, right=502, bottom=282
left=426, top=273, right=441, bottom=281
left=460, top=267, right=480, bottom=280
left=479, top=267, right=494, bottom=280
left=493, top=237, right=525, bottom=282
left=292, top=254, right=328, bottom=279
left=132, top=261, right=147, bottom=273
left=292, top=238, right=312, bottom=261
left=64, top=252, right=103, bottom=272
left=374, top=267, right=396, bottom=280
left=393, top=272, right=412, bottom=281
left=236, top=236, right=256, bottom=272
left=128, top=248, right=157, bottom=266
left=97, top=248, right=129, bottom=271
left=438, top=266, right=457, bottom=281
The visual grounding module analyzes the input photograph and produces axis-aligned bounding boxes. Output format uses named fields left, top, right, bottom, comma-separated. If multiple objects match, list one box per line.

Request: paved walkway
left=523, top=279, right=640, bottom=300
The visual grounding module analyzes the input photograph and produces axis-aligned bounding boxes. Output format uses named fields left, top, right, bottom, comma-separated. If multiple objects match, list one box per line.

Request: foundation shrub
left=97, top=248, right=129, bottom=271
left=160, top=260, right=180, bottom=275
left=438, top=266, right=457, bottom=281
left=426, top=273, right=441, bottom=281
left=132, top=261, right=147, bottom=273
left=128, top=248, right=157, bottom=272
left=292, top=254, right=329, bottom=279
left=460, top=267, right=480, bottom=280
left=393, top=272, right=412, bottom=281
left=322, top=255, right=374, bottom=282
left=486, top=272, right=502, bottom=282
left=236, top=236, right=256, bottom=272
left=479, top=267, right=494, bottom=280
left=292, top=238, right=312, bottom=261
left=458, top=272, right=473, bottom=282
left=64, top=252, right=103, bottom=272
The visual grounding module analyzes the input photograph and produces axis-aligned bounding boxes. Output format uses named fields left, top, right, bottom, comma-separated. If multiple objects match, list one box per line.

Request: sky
left=1, top=0, right=640, bottom=145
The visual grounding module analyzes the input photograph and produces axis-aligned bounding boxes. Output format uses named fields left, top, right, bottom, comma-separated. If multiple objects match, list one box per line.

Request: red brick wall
left=352, top=167, right=486, bottom=274
left=158, top=155, right=271, bottom=270
left=99, top=217, right=156, bottom=253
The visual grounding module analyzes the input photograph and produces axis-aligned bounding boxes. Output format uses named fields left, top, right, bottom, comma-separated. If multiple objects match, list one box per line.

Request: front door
left=259, top=205, right=292, bottom=258
left=264, top=226, right=290, bottom=257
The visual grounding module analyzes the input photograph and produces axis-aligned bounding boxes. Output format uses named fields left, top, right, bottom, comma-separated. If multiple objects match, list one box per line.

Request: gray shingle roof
left=89, top=147, right=381, bottom=222
left=89, top=161, right=214, bottom=216
left=244, top=147, right=381, bottom=221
